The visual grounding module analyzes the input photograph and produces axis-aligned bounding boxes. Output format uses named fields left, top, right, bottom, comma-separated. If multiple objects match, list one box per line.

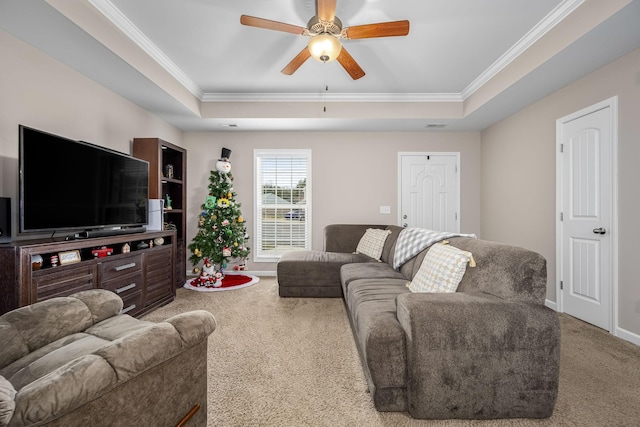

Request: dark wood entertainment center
left=0, top=230, right=176, bottom=318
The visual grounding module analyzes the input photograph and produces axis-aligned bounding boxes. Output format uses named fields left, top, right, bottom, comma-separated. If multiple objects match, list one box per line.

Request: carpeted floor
left=143, top=277, right=640, bottom=427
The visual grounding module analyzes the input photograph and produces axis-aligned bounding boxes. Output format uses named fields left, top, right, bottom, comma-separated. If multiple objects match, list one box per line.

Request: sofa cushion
left=324, top=224, right=386, bottom=253
left=344, top=278, right=410, bottom=389
left=0, top=291, right=125, bottom=372
left=1, top=333, right=94, bottom=380
left=355, top=228, right=392, bottom=261
left=84, top=315, right=155, bottom=341
left=446, top=237, right=547, bottom=304
left=0, top=299, right=93, bottom=367
left=380, top=225, right=403, bottom=265
left=408, top=243, right=474, bottom=293
left=68, top=290, right=123, bottom=324
left=6, top=335, right=109, bottom=391
left=340, top=262, right=407, bottom=290
left=0, top=375, right=16, bottom=427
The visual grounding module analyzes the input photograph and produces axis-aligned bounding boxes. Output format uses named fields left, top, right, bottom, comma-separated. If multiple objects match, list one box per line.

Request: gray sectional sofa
left=0, top=289, right=215, bottom=427
left=277, top=224, right=560, bottom=420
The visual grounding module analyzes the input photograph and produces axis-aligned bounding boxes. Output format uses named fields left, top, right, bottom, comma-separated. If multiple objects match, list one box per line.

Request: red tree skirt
left=183, top=272, right=259, bottom=292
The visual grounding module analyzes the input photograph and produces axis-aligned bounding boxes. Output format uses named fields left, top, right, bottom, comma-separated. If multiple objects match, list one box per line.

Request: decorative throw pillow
left=0, top=375, right=16, bottom=427
left=408, top=242, right=475, bottom=293
left=355, top=228, right=392, bottom=261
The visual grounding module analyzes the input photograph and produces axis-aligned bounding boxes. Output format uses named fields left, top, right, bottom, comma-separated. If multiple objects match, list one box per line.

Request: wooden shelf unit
left=133, top=138, right=187, bottom=286
left=0, top=230, right=176, bottom=317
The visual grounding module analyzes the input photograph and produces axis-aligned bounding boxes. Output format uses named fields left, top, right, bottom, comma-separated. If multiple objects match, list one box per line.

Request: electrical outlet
left=379, top=206, right=391, bottom=214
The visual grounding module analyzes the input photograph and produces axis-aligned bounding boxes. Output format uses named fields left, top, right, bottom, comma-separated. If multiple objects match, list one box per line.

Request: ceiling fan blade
left=343, top=20, right=410, bottom=39
left=336, top=47, right=365, bottom=80
left=317, top=0, right=337, bottom=22
left=281, top=48, right=312, bottom=75
left=240, top=15, right=306, bottom=35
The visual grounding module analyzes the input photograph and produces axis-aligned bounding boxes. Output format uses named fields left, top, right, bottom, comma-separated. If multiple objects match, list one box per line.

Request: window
left=254, top=149, right=311, bottom=261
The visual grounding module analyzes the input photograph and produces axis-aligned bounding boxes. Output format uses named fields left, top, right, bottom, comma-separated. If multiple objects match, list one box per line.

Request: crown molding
left=88, top=0, right=203, bottom=99
left=200, top=92, right=463, bottom=103
left=461, top=0, right=585, bottom=100
left=88, top=0, right=582, bottom=105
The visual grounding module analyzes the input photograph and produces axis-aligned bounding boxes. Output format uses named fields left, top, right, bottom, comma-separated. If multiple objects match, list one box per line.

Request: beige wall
left=184, top=131, right=482, bottom=273
left=481, top=47, right=640, bottom=337
left=3, top=23, right=637, bottom=340
left=0, top=31, right=183, bottom=238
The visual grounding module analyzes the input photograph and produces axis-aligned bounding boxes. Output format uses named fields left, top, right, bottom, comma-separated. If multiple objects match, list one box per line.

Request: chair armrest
left=396, top=292, right=560, bottom=419
left=164, top=310, right=216, bottom=347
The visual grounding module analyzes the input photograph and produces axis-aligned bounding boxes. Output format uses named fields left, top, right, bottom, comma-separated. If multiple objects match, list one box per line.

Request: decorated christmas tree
left=188, top=148, right=250, bottom=287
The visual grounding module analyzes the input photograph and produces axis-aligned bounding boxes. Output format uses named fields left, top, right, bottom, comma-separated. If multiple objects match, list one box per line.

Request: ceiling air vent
left=425, top=124, right=447, bottom=129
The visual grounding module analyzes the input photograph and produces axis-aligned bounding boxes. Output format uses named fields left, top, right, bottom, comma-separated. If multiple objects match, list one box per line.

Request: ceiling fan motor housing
left=307, top=15, right=342, bottom=36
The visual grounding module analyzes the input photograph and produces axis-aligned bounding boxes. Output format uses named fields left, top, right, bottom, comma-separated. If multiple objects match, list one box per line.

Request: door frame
left=397, top=152, right=461, bottom=230
left=555, top=96, right=619, bottom=334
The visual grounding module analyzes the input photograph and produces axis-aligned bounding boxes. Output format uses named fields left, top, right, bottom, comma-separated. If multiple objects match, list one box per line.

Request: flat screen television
left=19, top=125, right=149, bottom=236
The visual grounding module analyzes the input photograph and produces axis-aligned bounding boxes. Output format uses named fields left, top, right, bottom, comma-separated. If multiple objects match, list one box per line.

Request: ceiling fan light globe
left=308, top=33, right=342, bottom=63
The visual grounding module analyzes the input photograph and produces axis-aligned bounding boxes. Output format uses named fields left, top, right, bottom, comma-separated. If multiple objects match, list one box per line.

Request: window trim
left=253, top=149, right=312, bottom=262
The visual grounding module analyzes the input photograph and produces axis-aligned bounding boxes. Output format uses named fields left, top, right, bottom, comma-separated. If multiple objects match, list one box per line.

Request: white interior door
left=557, top=99, right=617, bottom=331
left=398, top=153, right=459, bottom=232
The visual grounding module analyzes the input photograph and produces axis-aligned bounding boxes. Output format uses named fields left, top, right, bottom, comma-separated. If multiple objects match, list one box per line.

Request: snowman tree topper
left=216, top=147, right=232, bottom=174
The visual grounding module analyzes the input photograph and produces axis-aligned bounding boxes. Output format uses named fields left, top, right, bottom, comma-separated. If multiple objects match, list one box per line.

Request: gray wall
left=481, top=47, right=640, bottom=339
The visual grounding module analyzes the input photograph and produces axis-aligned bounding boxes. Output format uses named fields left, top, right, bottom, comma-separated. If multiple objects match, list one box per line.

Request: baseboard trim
left=249, top=270, right=276, bottom=277
left=615, top=326, right=640, bottom=346
left=545, top=299, right=557, bottom=311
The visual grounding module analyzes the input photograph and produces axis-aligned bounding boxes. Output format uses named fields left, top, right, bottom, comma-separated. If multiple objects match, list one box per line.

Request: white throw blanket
left=392, top=228, right=477, bottom=270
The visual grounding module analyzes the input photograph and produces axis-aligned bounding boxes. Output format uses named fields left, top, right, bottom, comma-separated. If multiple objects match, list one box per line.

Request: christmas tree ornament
left=238, top=216, right=244, bottom=223
left=222, top=219, right=230, bottom=226
left=205, top=195, right=217, bottom=208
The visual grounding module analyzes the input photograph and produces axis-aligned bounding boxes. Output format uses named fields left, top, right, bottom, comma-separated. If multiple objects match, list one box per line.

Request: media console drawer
left=99, top=255, right=143, bottom=282
left=101, top=270, right=143, bottom=299
left=33, top=264, right=95, bottom=301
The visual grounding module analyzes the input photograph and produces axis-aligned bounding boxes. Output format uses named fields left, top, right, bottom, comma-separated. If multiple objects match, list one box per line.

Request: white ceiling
left=2, top=0, right=640, bottom=132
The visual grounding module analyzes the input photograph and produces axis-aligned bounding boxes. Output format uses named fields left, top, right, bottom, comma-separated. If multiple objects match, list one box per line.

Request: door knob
left=592, top=227, right=606, bottom=235
left=403, top=223, right=408, bottom=228
left=403, top=215, right=407, bottom=219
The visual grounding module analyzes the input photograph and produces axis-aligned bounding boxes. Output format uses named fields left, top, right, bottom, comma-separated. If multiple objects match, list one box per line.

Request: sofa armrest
left=396, top=292, right=560, bottom=419
left=323, top=224, right=387, bottom=253
left=164, top=310, right=216, bottom=347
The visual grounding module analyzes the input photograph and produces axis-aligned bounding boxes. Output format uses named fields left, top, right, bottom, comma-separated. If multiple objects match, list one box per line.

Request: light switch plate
left=380, top=206, right=391, bottom=214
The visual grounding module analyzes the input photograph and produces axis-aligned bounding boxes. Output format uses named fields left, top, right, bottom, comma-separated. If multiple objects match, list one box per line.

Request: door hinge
left=560, top=281, right=564, bottom=290
left=560, top=143, right=564, bottom=153
left=560, top=212, right=564, bottom=221
left=455, top=164, right=458, bottom=173
left=455, top=212, right=458, bottom=221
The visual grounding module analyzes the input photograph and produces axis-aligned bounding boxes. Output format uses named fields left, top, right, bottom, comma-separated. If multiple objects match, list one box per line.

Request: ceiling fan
left=240, top=0, right=410, bottom=80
